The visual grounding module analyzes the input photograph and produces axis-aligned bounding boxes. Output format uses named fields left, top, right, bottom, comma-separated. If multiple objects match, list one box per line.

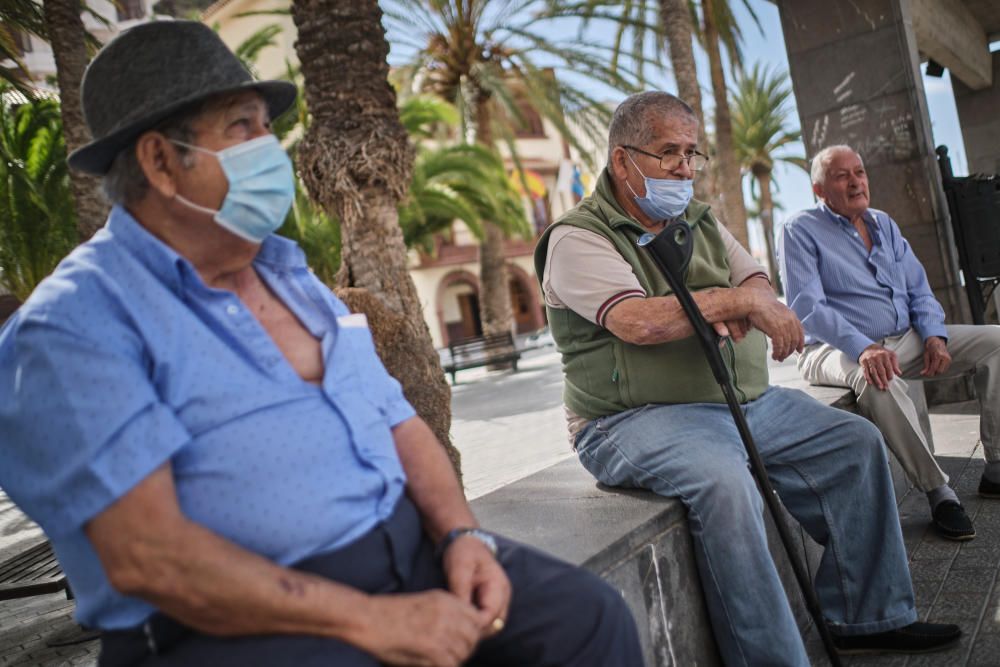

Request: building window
left=117, top=0, right=145, bottom=21
left=513, top=102, right=545, bottom=138
left=2, top=26, right=32, bottom=55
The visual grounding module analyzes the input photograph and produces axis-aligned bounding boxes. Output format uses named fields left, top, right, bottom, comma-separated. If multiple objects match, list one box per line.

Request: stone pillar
left=953, top=51, right=1000, bottom=176
left=776, top=0, right=969, bottom=322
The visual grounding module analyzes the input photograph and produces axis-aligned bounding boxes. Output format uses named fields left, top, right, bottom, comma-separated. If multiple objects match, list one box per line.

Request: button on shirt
left=779, top=203, right=947, bottom=361
left=0, top=206, right=414, bottom=630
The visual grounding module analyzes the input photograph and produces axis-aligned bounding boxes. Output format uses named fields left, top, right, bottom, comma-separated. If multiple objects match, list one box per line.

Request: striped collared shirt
left=779, top=203, right=946, bottom=361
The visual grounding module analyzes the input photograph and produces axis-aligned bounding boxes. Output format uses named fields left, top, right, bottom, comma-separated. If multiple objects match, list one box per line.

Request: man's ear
left=610, top=146, right=630, bottom=183
left=135, top=132, right=181, bottom=199
left=811, top=182, right=824, bottom=202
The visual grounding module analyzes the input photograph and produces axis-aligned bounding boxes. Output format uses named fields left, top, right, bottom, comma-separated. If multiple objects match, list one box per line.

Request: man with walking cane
left=535, top=91, right=960, bottom=665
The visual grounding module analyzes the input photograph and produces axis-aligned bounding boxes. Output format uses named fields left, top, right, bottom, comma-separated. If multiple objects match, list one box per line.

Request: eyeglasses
left=622, top=145, right=710, bottom=172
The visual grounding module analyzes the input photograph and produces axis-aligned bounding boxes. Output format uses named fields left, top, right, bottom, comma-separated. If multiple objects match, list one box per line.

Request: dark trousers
left=99, top=497, right=643, bottom=666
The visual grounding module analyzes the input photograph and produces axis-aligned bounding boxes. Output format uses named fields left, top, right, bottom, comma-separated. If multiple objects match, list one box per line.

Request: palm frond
left=0, top=83, right=77, bottom=300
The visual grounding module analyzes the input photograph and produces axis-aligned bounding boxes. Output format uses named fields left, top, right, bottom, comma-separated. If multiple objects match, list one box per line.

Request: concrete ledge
left=472, top=458, right=719, bottom=666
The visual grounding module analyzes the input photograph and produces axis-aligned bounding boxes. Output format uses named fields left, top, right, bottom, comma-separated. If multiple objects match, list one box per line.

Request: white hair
left=810, top=145, right=861, bottom=185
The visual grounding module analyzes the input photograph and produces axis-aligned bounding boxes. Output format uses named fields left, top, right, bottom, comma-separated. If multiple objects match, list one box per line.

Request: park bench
left=0, top=539, right=70, bottom=601
left=442, top=332, right=521, bottom=384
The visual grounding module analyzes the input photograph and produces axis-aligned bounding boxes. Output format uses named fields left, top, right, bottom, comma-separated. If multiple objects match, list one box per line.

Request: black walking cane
left=637, top=221, right=842, bottom=667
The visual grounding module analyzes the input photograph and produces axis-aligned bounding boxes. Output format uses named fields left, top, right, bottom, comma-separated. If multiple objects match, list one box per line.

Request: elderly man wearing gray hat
left=0, top=21, right=642, bottom=667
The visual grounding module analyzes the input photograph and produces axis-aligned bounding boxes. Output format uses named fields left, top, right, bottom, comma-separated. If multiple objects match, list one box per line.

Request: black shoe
left=979, top=474, right=1000, bottom=499
left=932, top=500, right=976, bottom=541
left=833, top=621, right=962, bottom=655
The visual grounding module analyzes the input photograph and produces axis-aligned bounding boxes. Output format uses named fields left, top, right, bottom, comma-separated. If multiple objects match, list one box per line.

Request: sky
left=383, top=0, right=987, bottom=257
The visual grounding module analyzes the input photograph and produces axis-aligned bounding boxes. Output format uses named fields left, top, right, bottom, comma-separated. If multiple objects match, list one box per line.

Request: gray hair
left=101, top=104, right=205, bottom=206
left=607, top=91, right=697, bottom=166
left=810, top=144, right=860, bottom=185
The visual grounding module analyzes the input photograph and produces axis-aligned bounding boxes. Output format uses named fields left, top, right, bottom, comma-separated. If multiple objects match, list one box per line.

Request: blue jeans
left=575, top=386, right=917, bottom=667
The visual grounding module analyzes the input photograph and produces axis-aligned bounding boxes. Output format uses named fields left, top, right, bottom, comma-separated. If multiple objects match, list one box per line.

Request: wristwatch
left=437, top=527, right=498, bottom=558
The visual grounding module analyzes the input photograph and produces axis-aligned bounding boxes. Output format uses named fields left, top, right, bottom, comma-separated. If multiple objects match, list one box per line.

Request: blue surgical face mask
left=172, top=134, right=294, bottom=243
left=625, top=151, right=694, bottom=222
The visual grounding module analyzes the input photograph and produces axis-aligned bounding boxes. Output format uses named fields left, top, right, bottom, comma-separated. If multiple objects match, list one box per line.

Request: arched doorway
left=437, top=271, right=482, bottom=344
left=508, top=265, right=543, bottom=334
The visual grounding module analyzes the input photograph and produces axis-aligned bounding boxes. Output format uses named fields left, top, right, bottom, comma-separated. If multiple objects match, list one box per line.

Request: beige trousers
left=798, top=325, right=1000, bottom=492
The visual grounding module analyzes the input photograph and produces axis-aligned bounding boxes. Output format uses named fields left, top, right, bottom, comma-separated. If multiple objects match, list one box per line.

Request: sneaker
left=979, top=474, right=1000, bottom=499
left=932, top=501, right=976, bottom=541
left=833, top=621, right=962, bottom=655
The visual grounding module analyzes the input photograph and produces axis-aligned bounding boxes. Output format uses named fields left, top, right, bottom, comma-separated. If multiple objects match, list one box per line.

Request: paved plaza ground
left=1, top=347, right=998, bottom=665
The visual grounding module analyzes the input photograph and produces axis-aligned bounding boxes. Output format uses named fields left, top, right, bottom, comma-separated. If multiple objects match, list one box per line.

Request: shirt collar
left=106, top=205, right=309, bottom=296
left=818, top=201, right=876, bottom=228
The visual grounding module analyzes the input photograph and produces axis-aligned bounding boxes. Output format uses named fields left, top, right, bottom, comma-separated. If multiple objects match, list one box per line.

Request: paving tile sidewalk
left=1, top=350, right=998, bottom=665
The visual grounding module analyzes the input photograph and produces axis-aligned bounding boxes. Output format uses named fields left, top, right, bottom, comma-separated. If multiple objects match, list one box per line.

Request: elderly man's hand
left=858, top=343, right=902, bottom=390
left=712, top=319, right=751, bottom=344
left=921, top=336, right=952, bottom=377
left=359, top=590, right=482, bottom=666
left=443, top=534, right=511, bottom=639
left=745, top=290, right=805, bottom=361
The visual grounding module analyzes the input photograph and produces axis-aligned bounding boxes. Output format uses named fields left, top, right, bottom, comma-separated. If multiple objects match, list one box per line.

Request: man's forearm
left=739, top=274, right=772, bottom=293
left=605, top=286, right=756, bottom=345
left=393, top=416, right=477, bottom=543
left=86, top=466, right=376, bottom=643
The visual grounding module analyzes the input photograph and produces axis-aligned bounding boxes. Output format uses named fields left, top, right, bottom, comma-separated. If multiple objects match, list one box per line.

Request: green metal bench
left=442, top=332, right=521, bottom=384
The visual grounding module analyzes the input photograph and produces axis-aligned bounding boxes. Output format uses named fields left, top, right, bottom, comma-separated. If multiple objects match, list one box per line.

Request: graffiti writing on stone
left=809, top=99, right=918, bottom=163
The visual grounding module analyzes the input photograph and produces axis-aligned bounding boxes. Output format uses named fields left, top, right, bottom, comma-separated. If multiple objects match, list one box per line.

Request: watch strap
left=436, top=527, right=498, bottom=558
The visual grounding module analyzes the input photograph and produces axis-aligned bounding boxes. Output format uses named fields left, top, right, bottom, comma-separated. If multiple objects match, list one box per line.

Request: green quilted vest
left=534, top=170, right=769, bottom=421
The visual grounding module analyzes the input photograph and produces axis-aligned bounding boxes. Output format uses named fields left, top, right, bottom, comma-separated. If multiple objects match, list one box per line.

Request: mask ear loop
left=624, top=150, right=675, bottom=222
left=174, top=193, right=219, bottom=216
left=622, top=149, right=647, bottom=201
left=168, top=139, right=223, bottom=216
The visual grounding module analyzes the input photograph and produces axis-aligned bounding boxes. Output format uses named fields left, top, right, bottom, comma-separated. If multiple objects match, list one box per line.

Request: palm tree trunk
left=756, top=169, right=782, bottom=294
left=658, top=0, right=717, bottom=206
left=473, top=96, right=512, bottom=337
left=291, top=0, right=461, bottom=476
left=702, top=0, right=749, bottom=250
left=42, top=0, right=106, bottom=242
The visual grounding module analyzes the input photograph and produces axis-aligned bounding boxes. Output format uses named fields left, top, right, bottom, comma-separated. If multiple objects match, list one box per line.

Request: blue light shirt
left=779, top=203, right=947, bottom=361
left=0, top=206, right=414, bottom=630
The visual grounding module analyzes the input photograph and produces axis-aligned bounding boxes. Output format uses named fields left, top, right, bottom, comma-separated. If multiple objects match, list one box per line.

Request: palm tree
left=567, top=0, right=718, bottom=205
left=0, top=0, right=108, bottom=240
left=290, top=0, right=462, bottom=473
left=401, top=142, right=529, bottom=253
left=0, top=0, right=45, bottom=96
left=564, top=0, right=760, bottom=247
left=0, top=84, right=77, bottom=301
left=384, top=0, right=641, bottom=336
left=398, top=95, right=530, bottom=254
left=699, top=0, right=758, bottom=251
left=41, top=0, right=107, bottom=241
left=658, top=0, right=717, bottom=205
left=731, top=63, right=806, bottom=293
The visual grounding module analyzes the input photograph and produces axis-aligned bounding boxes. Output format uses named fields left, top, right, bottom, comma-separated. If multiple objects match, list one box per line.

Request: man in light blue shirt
left=0, top=21, right=641, bottom=666
left=781, top=145, right=1000, bottom=541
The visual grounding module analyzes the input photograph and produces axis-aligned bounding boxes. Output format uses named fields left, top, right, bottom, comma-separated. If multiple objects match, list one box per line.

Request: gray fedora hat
left=68, top=20, right=297, bottom=175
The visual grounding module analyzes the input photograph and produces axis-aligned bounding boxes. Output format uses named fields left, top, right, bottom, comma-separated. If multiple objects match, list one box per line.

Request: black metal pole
left=638, top=225, right=842, bottom=666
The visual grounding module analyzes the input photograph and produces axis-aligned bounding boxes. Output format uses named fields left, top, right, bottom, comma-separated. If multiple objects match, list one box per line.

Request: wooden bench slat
left=0, top=540, right=55, bottom=568
left=0, top=557, right=60, bottom=584
left=0, top=556, right=56, bottom=583
left=0, top=579, right=67, bottom=601
left=0, top=540, right=69, bottom=601
left=8, top=559, right=63, bottom=584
